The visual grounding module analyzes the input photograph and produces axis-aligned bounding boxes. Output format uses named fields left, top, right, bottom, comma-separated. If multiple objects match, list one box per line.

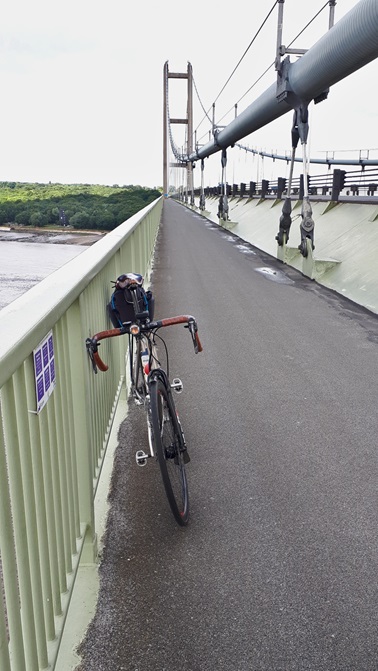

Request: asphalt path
left=78, top=199, right=378, bottom=671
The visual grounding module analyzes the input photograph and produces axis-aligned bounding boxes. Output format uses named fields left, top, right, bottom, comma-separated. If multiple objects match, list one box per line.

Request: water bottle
left=141, top=347, right=149, bottom=375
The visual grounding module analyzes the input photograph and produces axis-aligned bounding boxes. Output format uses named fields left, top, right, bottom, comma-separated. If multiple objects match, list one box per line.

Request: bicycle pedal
left=135, top=450, right=149, bottom=467
left=171, top=378, right=183, bottom=394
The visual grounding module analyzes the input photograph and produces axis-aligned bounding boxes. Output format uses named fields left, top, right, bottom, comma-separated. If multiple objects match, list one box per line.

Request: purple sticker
left=42, top=342, right=49, bottom=367
left=34, top=331, right=56, bottom=413
left=44, top=367, right=50, bottom=391
left=48, top=335, right=54, bottom=358
left=34, top=350, right=43, bottom=376
left=37, top=375, right=44, bottom=402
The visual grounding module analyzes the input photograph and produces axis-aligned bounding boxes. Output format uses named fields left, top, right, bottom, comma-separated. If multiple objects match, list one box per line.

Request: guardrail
left=188, top=166, right=378, bottom=204
left=0, top=197, right=162, bottom=670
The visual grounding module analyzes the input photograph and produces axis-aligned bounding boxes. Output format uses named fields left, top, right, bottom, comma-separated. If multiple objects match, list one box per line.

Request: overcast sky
left=0, top=0, right=376, bottom=189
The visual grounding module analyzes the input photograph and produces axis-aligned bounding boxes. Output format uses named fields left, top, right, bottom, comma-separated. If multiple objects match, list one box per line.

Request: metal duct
left=190, top=0, right=378, bottom=162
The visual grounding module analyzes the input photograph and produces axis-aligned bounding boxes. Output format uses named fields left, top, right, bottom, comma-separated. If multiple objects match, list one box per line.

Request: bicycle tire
left=150, top=374, right=189, bottom=526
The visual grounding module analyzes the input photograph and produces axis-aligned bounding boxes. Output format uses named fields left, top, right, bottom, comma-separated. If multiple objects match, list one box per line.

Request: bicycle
left=86, top=278, right=203, bottom=526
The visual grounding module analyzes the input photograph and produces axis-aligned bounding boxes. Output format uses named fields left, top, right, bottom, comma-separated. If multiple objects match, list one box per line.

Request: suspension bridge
left=1, top=1, right=378, bottom=670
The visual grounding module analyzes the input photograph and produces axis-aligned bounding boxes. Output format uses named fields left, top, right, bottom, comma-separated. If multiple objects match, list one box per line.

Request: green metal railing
left=0, top=197, right=162, bottom=670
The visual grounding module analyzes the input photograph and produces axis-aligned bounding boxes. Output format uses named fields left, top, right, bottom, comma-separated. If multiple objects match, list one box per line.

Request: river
left=0, top=228, right=103, bottom=311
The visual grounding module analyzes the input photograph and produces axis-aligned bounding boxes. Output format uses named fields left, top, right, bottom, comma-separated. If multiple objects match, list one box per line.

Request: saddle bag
left=107, top=273, right=155, bottom=327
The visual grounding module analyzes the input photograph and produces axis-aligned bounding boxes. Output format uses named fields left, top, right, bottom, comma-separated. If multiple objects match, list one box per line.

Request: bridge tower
left=163, top=61, right=193, bottom=200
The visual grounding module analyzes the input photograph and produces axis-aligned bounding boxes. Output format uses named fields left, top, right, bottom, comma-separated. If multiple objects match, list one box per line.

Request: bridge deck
left=77, top=199, right=378, bottom=671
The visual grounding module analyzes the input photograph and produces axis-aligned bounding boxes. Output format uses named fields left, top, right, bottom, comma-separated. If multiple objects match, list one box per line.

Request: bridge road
left=78, top=199, right=378, bottom=671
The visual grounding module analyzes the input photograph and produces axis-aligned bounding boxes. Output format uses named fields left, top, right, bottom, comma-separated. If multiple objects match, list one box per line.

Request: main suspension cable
left=193, top=75, right=212, bottom=126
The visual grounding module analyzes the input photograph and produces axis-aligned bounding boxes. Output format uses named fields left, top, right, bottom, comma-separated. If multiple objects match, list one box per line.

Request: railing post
left=24, top=358, right=56, bottom=641
left=12, top=365, right=51, bottom=668
left=0, top=591, right=11, bottom=671
left=67, top=302, right=97, bottom=563
left=0, top=406, right=26, bottom=670
left=331, top=168, right=346, bottom=201
left=1, top=378, right=40, bottom=668
left=277, top=177, right=286, bottom=198
left=261, top=179, right=269, bottom=198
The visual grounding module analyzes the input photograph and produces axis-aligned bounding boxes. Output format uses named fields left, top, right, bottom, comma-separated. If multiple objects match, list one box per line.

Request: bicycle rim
left=150, top=377, right=189, bottom=526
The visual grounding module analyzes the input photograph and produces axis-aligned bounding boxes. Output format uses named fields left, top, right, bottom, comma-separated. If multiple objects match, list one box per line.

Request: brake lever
left=187, top=320, right=202, bottom=354
left=86, top=338, right=98, bottom=374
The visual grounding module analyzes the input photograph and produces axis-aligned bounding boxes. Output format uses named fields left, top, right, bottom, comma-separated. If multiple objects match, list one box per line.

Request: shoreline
left=0, top=225, right=105, bottom=246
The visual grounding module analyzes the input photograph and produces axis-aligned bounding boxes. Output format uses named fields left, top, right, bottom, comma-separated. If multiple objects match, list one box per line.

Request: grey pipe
left=190, top=0, right=378, bottom=162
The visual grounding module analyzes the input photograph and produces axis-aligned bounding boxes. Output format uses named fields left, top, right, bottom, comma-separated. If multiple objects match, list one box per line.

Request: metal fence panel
left=0, top=197, right=162, bottom=669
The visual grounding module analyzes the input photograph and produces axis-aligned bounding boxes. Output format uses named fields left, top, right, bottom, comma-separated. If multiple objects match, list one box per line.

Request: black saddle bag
left=107, top=285, right=155, bottom=327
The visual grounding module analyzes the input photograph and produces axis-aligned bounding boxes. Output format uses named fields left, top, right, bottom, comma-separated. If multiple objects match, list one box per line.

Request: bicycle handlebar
left=86, top=315, right=203, bottom=373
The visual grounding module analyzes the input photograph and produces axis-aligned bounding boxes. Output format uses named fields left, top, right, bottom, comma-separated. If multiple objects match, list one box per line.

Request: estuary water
left=0, top=229, right=102, bottom=311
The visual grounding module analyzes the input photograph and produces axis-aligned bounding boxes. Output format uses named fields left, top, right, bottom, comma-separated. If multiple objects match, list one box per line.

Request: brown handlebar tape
left=195, top=332, right=203, bottom=352
left=93, top=351, right=108, bottom=372
left=91, top=315, right=202, bottom=373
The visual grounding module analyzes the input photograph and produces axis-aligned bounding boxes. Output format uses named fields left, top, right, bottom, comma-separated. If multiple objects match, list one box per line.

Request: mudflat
left=0, top=226, right=104, bottom=246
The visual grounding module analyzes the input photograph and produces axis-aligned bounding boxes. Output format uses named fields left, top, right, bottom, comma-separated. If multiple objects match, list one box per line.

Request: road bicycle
left=86, top=279, right=202, bottom=526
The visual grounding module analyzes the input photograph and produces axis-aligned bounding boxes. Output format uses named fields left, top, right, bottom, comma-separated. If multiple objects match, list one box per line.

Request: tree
left=97, top=211, right=115, bottom=230
left=0, top=181, right=162, bottom=229
left=15, top=210, right=31, bottom=226
left=70, top=211, right=90, bottom=228
left=0, top=208, right=8, bottom=224
left=30, top=211, right=48, bottom=227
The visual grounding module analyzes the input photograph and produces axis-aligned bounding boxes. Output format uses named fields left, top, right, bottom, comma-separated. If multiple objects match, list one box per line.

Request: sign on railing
left=33, top=330, right=56, bottom=413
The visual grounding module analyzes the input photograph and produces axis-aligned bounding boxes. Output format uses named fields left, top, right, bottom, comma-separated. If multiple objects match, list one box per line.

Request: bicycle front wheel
left=150, top=375, right=189, bottom=526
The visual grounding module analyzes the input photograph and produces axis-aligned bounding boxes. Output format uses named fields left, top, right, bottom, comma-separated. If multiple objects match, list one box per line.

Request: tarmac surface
left=77, top=199, right=378, bottom=671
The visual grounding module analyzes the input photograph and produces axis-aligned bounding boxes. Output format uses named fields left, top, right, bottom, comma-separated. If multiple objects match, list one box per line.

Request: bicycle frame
left=128, top=330, right=160, bottom=464
left=129, top=330, right=160, bottom=405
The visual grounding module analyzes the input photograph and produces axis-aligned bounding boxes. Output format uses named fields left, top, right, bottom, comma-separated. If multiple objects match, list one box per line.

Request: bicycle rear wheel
left=150, top=374, right=189, bottom=526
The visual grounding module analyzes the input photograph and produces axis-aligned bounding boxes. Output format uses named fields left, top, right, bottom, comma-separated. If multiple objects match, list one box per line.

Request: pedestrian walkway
left=76, top=199, right=378, bottom=671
